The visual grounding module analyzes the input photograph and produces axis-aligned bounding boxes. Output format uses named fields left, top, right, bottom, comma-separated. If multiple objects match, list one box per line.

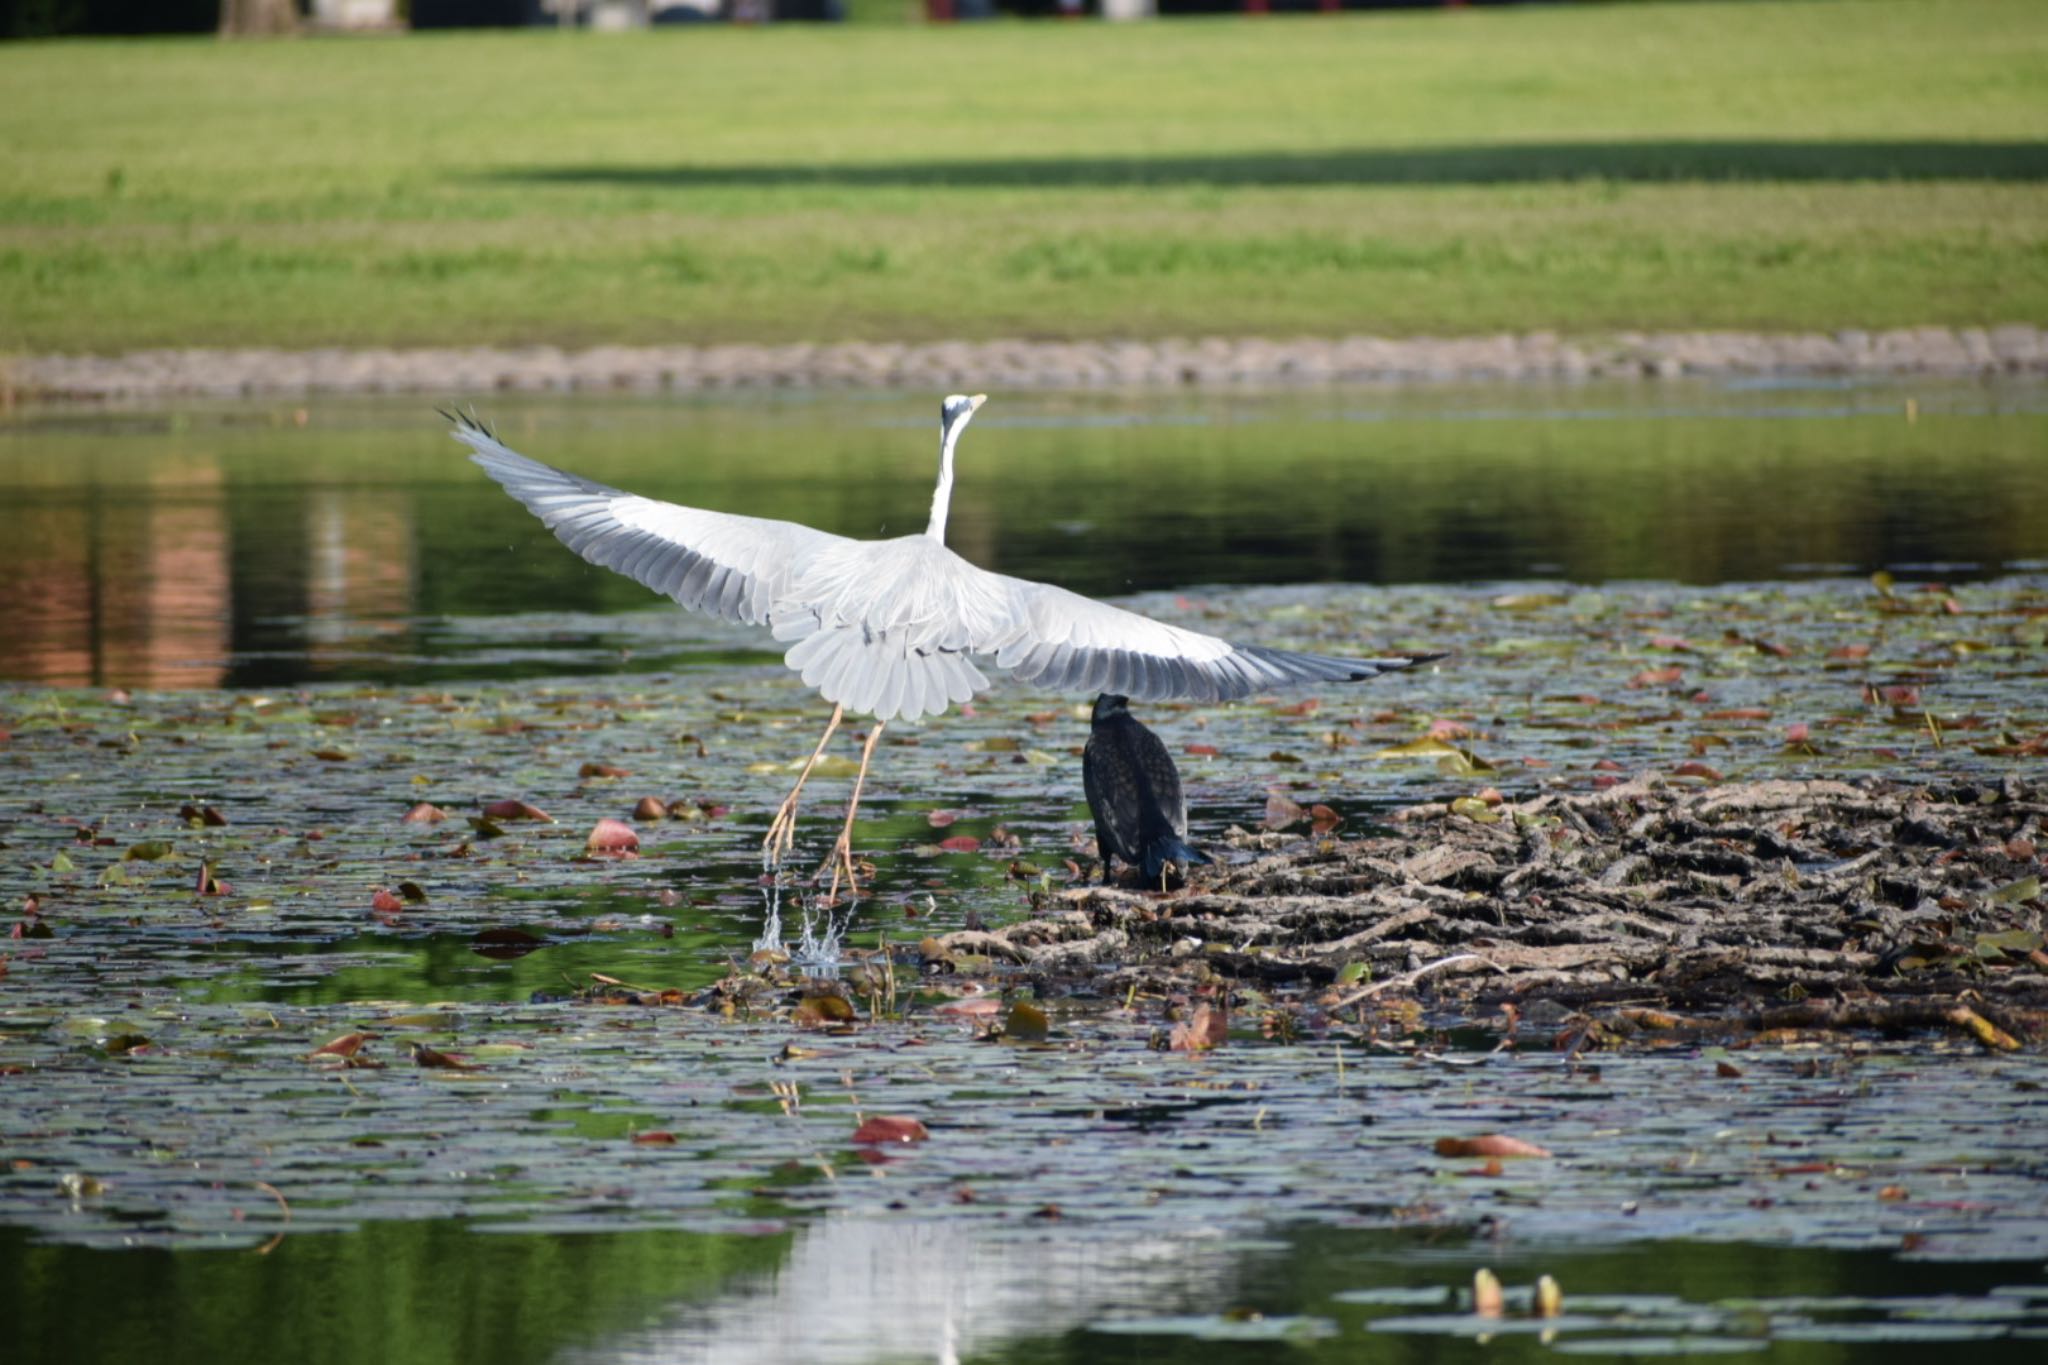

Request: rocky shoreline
left=6, top=324, right=2045, bottom=403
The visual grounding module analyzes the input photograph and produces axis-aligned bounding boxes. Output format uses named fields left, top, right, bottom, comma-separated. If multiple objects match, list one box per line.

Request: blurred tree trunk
left=219, top=0, right=300, bottom=34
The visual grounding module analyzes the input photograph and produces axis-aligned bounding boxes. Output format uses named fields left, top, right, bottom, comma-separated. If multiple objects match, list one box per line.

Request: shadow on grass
left=494, top=140, right=2048, bottom=191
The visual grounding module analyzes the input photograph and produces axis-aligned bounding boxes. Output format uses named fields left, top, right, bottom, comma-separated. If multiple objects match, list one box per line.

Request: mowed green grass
left=1, top=0, right=2044, bottom=353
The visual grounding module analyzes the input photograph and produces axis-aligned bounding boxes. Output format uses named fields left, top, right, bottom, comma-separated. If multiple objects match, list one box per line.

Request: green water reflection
left=1, top=381, right=2043, bottom=688
left=7, top=1219, right=2044, bottom=1365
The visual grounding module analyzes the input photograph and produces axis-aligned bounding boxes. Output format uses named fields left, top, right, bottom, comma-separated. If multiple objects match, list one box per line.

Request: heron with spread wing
left=453, top=396, right=1435, bottom=900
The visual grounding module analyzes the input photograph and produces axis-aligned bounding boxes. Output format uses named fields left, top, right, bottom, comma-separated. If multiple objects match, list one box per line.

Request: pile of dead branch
left=931, top=775, right=2048, bottom=1049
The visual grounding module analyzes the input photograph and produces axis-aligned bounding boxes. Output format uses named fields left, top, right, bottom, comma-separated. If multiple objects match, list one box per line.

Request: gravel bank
left=6, top=325, right=2046, bottom=403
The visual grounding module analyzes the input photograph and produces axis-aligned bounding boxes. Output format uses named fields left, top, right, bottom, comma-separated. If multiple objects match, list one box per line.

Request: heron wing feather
left=977, top=574, right=1426, bottom=703
left=454, top=415, right=842, bottom=628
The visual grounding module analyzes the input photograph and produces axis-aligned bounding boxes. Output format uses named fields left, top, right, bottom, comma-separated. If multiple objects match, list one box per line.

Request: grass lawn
left=1, top=0, right=2043, bottom=353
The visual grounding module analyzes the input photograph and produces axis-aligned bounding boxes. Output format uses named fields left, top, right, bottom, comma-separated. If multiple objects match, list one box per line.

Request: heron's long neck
left=924, top=433, right=958, bottom=542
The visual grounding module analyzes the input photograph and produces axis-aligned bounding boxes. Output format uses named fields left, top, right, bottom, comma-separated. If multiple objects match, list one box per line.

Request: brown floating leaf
left=398, top=881, right=428, bottom=903
left=1716, top=1061, right=1744, bottom=1078
left=1004, top=1000, right=1050, bottom=1042
left=586, top=818, right=640, bottom=855
left=370, top=888, right=405, bottom=914
left=1261, top=794, right=1307, bottom=830
left=794, top=994, right=857, bottom=1028
left=311, top=749, right=351, bottom=762
left=851, top=1115, right=930, bottom=1145
left=1434, top=1134, right=1553, bottom=1159
left=579, top=762, right=632, bottom=779
left=631, top=796, right=668, bottom=821
left=471, top=926, right=543, bottom=960
left=1672, top=761, right=1725, bottom=781
left=179, top=803, right=229, bottom=827
left=194, top=862, right=230, bottom=897
left=1309, top=804, right=1343, bottom=834
left=631, top=1131, right=679, bottom=1146
left=1878, top=1184, right=1910, bottom=1202
left=1275, top=697, right=1320, bottom=717
left=1627, top=666, right=1684, bottom=689
left=1184, top=743, right=1221, bottom=757
left=402, top=802, right=447, bottom=824
left=481, top=799, right=553, bottom=823
left=410, top=1045, right=482, bottom=1071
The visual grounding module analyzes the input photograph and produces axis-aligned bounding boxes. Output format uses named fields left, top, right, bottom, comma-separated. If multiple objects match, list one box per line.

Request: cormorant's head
left=1091, top=693, right=1130, bottom=724
left=940, top=393, right=987, bottom=447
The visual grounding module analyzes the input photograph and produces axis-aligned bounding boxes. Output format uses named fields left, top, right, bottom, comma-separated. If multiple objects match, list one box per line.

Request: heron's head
left=1091, top=693, right=1131, bottom=723
left=940, top=393, right=987, bottom=447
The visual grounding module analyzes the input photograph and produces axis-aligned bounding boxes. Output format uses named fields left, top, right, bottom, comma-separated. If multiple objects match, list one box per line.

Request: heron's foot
left=817, top=836, right=865, bottom=906
left=762, top=795, right=802, bottom=865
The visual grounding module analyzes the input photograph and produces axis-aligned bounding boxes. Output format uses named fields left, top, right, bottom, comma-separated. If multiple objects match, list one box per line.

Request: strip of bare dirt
left=932, top=776, right=2048, bottom=1050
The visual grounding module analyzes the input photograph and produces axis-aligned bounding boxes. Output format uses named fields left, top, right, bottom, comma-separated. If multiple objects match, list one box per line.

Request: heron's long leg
left=822, top=719, right=886, bottom=904
left=763, top=704, right=844, bottom=866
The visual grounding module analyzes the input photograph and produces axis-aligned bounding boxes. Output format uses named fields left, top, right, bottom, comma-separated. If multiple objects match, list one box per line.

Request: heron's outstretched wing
left=451, top=414, right=843, bottom=628
left=980, top=573, right=1436, bottom=704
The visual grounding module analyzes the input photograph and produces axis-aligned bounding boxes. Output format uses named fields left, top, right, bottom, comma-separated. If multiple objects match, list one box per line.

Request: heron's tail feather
left=785, top=625, right=988, bottom=724
left=1141, top=835, right=1211, bottom=883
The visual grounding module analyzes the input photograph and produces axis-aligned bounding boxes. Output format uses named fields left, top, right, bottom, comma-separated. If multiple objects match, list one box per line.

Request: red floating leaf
left=852, top=1115, right=930, bottom=1145
left=1183, top=743, right=1221, bottom=757
left=927, top=810, right=959, bottom=828
left=1830, top=644, right=1872, bottom=661
left=1168, top=1003, right=1227, bottom=1052
left=1627, top=666, right=1684, bottom=689
left=579, top=762, right=632, bottom=779
left=631, top=1131, right=679, bottom=1146
left=1716, top=1061, right=1743, bottom=1078
left=1275, top=698, right=1320, bottom=717
left=402, top=802, right=447, bottom=824
left=1671, top=761, right=1724, bottom=781
left=937, top=835, right=982, bottom=853
left=1702, top=708, right=1772, bottom=721
left=482, top=799, right=553, bottom=822
left=1309, top=804, right=1343, bottom=834
left=370, top=888, right=405, bottom=914
left=586, top=818, right=640, bottom=855
left=1433, top=1134, right=1553, bottom=1159
left=933, top=997, right=1002, bottom=1018
left=1426, top=718, right=1474, bottom=740
left=309, top=1032, right=368, bottom=1059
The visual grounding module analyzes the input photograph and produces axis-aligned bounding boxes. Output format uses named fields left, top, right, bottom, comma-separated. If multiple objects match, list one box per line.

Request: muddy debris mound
left=934, top=776, right=2048, bottom=1050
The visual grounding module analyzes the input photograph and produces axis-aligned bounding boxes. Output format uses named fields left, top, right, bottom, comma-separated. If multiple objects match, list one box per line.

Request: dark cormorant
left=1083, top=693, right=1213, bottom=886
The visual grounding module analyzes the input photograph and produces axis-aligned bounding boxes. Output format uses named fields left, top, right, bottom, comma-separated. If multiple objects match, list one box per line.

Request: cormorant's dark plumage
left=1082, top=693, right=1212, bottom=885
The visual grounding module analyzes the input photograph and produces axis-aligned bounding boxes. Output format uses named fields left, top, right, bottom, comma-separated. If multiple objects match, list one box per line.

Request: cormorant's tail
left=1142, top=835, right=1212, bottom=883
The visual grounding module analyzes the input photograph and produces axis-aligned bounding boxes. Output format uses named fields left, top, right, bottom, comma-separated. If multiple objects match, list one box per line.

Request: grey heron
left=1083, top=693, right=1213, bottom=888
left=451, top=396, right=1435, bottom=900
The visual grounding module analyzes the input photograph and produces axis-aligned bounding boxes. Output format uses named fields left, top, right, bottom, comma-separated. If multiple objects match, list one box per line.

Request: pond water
left=1, top=378, right=2044, bottom=688
left=3, top=379, right=2047, bottom=1365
